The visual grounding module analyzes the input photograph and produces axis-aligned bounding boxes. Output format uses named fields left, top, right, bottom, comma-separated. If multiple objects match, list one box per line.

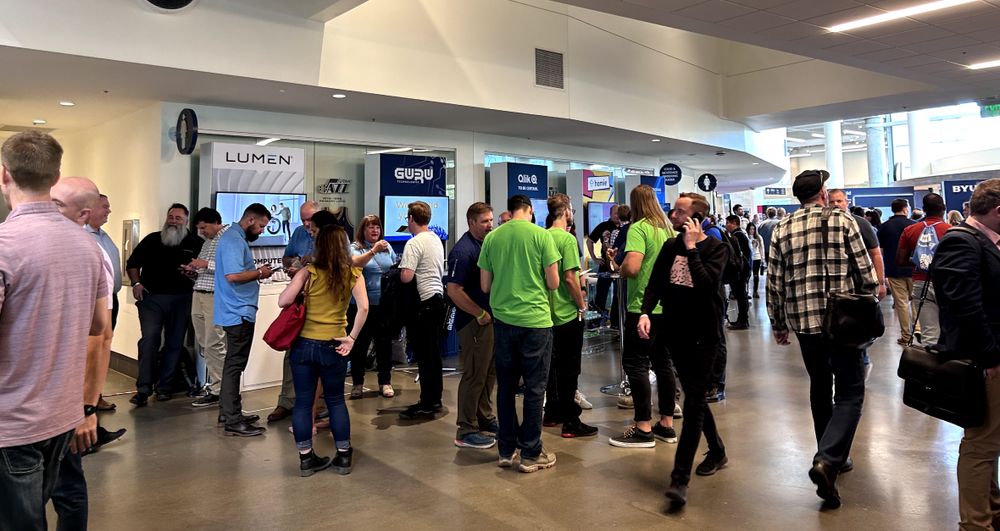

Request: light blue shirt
left=350, top=241, right=396, bottom=305
left=86, top=225, right=122, bottom=293
left=214, top=223, right=259, bottom=326
left=283, top=225, right=314, bottom=259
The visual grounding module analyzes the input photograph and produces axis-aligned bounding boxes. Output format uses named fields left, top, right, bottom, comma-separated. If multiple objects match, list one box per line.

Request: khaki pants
left=191, top=291, right=226, bottom=395
left=959, top=375, right=1000, bottom=530
left=887, top=277, right=914, bottom=341
left=456, top=320, right=496, bottom=438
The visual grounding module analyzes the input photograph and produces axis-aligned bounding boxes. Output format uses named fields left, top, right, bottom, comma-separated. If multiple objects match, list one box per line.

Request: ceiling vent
left=535, top=49, right=564, bottom=90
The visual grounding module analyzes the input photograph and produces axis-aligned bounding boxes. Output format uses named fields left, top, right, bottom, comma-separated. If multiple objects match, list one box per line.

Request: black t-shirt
left=853, top=214, right=879, bottom=250
left=589, top=219, right=618, bottom=271
left=126, top=231, right=204, bottom=294
left=444, top=232, right=489, bottom=330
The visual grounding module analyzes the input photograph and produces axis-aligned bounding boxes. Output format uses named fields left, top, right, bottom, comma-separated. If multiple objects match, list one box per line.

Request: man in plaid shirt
left=767, top=169, right=877, bottom=510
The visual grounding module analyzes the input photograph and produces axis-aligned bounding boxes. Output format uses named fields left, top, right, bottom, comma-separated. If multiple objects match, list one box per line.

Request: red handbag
left=263, top=279, right=308, bottom=351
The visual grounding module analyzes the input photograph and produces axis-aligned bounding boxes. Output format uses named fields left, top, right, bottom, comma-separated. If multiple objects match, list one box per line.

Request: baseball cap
left=792, top=170, right=830, bottom=202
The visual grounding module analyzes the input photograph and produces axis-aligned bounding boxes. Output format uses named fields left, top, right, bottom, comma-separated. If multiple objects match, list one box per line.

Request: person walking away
left=877, top=199, right=916, bottom=345
left=897, top=193, right=950, bottom=345
left=724, top=215, right=752, bottom=330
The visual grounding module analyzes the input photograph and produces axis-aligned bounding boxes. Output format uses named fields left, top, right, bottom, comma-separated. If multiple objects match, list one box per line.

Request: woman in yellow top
left=279, top=224, right=368, bottom=477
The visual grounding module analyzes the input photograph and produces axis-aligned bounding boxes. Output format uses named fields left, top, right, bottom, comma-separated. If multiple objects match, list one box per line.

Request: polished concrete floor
left=81, top=297, right=961, bottom=531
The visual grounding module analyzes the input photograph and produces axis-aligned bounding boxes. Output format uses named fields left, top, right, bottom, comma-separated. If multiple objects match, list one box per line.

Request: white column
left=907, top=111, right=929, bottom=178
left=866, top=116, right=888, bottom=187
left=824, top=120, right=844, bottom=189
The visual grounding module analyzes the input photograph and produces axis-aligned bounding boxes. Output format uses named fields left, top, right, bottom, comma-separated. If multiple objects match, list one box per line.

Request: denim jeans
left=135, top=292, right=193, bottom=395
left=51, top=448, right=87, bottom=531
left=220, top=319, right=255, bottom=423
left=796, top=333, right=865, bottom=467
left=545, top=319, right=584, bottom=424
left=621, top=313, right=676, bottom=423
left=0, top=430, right=73, bottom=531
left=290, top=338, right=351, bottom=451
left=667, top=337, right=724, bottom=486
left=494, top=320, right=552, bottom=460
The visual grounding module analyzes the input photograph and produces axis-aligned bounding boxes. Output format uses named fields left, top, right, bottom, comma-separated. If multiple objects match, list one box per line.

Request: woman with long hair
left=347, top=214, right=396, bottom=399
left=747, top=222, right=765, bottom=298
left=609, top=184, right=680, bottom=448
left=947, top=209, right=964, bottom=226
left=279, top=224, right=368, bottom=477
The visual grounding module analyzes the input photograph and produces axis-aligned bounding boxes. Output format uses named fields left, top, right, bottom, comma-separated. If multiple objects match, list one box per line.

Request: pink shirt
left=967, top=217, right=1000, bottom=252
left=0, top=201, right=109, bottom=447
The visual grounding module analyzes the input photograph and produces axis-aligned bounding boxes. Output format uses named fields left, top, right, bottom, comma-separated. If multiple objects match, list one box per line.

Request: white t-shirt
left=399, top=230, right=444, bottom=301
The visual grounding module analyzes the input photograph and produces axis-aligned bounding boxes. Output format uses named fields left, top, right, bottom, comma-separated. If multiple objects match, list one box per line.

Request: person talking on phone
left=767, top=170, right=876, bottom=510
left=637, top=192, right=729, bottom=507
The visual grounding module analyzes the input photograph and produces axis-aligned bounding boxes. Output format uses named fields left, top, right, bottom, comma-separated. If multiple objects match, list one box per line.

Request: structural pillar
left=907, top=111, right=929, bottom=178
left=866, top=116, right=888, bottom=186
left=824, top=120, right=844, bottom=189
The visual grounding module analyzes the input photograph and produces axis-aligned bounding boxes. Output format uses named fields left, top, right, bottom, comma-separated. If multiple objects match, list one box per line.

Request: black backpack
left=706, top=223, right=743, bottom=284
left=379, top=263, right=419, bottom=336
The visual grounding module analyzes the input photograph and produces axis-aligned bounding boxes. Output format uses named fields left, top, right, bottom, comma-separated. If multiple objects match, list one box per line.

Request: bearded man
left=125, top=203, right=204, bottom=406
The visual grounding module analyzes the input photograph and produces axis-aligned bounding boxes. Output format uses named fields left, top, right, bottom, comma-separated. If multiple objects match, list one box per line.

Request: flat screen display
left=214, top=192, right=306, bottom=247
left=383, top=195, right=450, bottom=242
left=586, top=202, right=615, bottom=235
left=530, top=198, right=549, bottom=228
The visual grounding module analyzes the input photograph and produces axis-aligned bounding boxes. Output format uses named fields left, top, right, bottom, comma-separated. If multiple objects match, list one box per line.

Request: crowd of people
left=4, top=129, right=1000, bottom=529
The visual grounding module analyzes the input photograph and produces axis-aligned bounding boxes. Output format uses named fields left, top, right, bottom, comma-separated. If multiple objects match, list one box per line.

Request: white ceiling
left=223, top=0, right=368, bottom=22
left=0, top=46, right=782, bottom=189
left=554, top=0, right=1000, bottom=127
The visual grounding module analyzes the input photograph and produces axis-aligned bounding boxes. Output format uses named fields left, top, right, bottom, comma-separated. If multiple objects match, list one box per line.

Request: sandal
left=381, top=385, right=395, bottom=398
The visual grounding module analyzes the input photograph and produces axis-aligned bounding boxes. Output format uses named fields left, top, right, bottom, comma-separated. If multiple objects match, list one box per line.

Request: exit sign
left=981, top=103, right=1000, bottom=118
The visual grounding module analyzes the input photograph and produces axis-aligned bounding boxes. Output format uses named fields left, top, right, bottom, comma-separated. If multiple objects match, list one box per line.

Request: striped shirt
left=193, top=224, right=228, bottom=293
left=0, top=201, right=109, bottom=447
left=766, top=204, right=877, bottom=335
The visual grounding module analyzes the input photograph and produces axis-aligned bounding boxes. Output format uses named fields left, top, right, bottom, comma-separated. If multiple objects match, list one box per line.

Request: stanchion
left=599, top=273, right=628, bottom=396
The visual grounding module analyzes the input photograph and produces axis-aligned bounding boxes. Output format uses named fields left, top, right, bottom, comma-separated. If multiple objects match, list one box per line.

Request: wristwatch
left=84, top=404, right=98, bottom=417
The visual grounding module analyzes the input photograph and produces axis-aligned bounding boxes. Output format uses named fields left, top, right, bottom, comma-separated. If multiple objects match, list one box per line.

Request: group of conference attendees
left=4, top=129, right=1000, bottom=529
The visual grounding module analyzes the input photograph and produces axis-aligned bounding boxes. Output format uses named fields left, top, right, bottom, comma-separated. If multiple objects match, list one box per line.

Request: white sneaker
left=673, top=402, right=683, bottom=419
left=617, top=395, right=634, bottom=409
left=575, top=390, right=593, bottom=410
left=648, top=370, right=657, bottom=385
left=518, top=448, right=556, bottom=473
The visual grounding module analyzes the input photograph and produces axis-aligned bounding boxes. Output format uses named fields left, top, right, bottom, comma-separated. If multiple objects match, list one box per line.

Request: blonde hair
left=629, top=184, right=667, bottom=229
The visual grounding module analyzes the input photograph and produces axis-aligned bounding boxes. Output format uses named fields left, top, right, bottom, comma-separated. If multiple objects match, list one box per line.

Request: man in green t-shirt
left=479, top=194, right=561, bottom=473
left=543, top=194, right=598, bottom=439
left=609, top=184, right=680, bottom=449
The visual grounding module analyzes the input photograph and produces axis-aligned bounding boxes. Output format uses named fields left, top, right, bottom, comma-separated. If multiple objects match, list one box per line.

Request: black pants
left=729, top=277, right=749, bottom=325
left=135, top=292, right=192, bottom=395
left=669, top=337, right=725, bottom=486
left=347, top=304, right=392, bottom=386
left=51, top=449, right=86, bottom=531
left=545, top=319, right=584, bottom=424
left=408, top=296, right=445, bottom=407
left=751, top=260, right=763, bottom=294
left=111, top=292, right=119, bottom=331
left=220, top=319, right=255, bottom=424
left=595, top=266, right=612, bottom=312
left=711, top=285, right=727, bottom=390
left=796, top=333, right=865, bottom=467
left=621, top=313, right=676, bottom=423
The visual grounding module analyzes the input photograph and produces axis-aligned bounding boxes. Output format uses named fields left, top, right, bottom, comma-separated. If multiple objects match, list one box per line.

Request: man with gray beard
left=125, top=203, right=203, bottom=406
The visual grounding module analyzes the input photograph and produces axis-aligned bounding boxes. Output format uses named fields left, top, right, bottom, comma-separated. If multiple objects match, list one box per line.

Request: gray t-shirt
left=853, top=214, right=878, bottom=250
left=399, top=230, right=444, bottom=301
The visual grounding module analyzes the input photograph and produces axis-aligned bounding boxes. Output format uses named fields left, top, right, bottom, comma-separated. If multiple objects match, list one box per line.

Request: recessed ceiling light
left=752, top=162, right=760, bottom=165
left=789, top=153, right=811, bottom=159
left=969, top=58, right=1000, bottom=70
left=256, top=138, right=281, bottom=146
left=650, top=138, right=661, bottom=142
left=829, top=0, right=975, bottom=32
left=279, top=89, right=286, bottom=93
left=59, top=101, right=75, bottom=107
left=32, top=119, right=46, bottom=125
left=332, top=93, right=347, bottom=99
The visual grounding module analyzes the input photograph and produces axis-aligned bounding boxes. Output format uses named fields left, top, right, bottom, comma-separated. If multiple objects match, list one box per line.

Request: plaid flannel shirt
left=766, top=204, right=877, bottom=335
left=193, top=224, right=228, bottom=292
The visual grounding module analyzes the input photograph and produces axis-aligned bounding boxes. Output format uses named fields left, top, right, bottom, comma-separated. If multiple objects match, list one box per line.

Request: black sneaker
left=695, top=451, right=728, bottom=476
left=609, top=425, right=655, bottom=448
left=299, top=451, right=331, bottom=477
left=651, top=423, right=677, bottom=443
left=398, top=403, right=440, bottom=420
left=561, top=420, right=598, bottom=438
left=154, top=390, right=173, bottom=402
left=542, top=414, right=562, bottom=427
left=129, top=393, right=148, bottom=407
left=665, top=482, right=688, bottom=506
left=332, top=447, right=353, bottom=475
left=191, top=393, right=219, bottom=407
left=706, top=388, right=726, bottom=403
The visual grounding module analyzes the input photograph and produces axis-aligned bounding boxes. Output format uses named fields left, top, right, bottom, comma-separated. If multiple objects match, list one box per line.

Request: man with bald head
left=0, top=132, right=108, bottom=530
left=271, top=200, right=322, bottom=423
left=49, top=176, right=121, bottom=530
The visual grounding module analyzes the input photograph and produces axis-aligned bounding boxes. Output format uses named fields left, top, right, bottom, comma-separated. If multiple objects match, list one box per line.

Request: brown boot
left=267, top=405, right=291, bottom=423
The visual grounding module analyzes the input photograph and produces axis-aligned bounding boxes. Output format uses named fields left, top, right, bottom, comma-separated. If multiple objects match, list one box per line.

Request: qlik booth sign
left=369, top=154, right=449, bottom=242
left=488, top=162, right=549, bottom=227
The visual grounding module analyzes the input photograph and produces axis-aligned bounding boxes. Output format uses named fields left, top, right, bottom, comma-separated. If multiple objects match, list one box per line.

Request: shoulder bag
left=896, top=226, right=986, bottom=428
left=817, top=208, right=885, bottom=350
left=263, top=273, right=310, bottom=351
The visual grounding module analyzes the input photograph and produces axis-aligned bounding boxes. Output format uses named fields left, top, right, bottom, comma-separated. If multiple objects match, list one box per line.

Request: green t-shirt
left=478, top=219, right=561, bottom=328
left=624, top=218, right=675, bottom=314
left=547, top=227, right=582, bottom=326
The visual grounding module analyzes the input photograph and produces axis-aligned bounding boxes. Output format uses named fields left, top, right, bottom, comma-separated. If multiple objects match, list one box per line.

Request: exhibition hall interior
left=3, top=0, right=1000, bottom=529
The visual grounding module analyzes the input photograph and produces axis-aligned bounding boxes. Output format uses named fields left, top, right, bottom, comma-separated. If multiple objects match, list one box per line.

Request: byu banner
left=943, top=180, right=982, bottom=211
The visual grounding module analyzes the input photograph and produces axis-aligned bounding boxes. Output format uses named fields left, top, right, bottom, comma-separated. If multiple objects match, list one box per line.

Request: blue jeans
left=290, top=338, right=351, bottom=451
left=494, top=320, right=552, bottom=460
left=0, top=430, right=74, bottom=531
left=796, top=333, right=865, bottom=467
left=51, top=449, right=87, bottom=531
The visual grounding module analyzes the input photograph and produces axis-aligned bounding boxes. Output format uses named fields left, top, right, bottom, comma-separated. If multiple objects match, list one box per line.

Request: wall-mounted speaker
left=141, top=0, right=198, bottom=13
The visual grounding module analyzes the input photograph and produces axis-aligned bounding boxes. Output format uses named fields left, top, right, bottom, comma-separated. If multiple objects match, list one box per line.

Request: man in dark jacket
left=877, top=199, right=916, bottom=344
left=724, top=215, right=752, bottom=329
left=931, top=179, right=1000, bottom=530
left=638, top=192, right=729, bottom=507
